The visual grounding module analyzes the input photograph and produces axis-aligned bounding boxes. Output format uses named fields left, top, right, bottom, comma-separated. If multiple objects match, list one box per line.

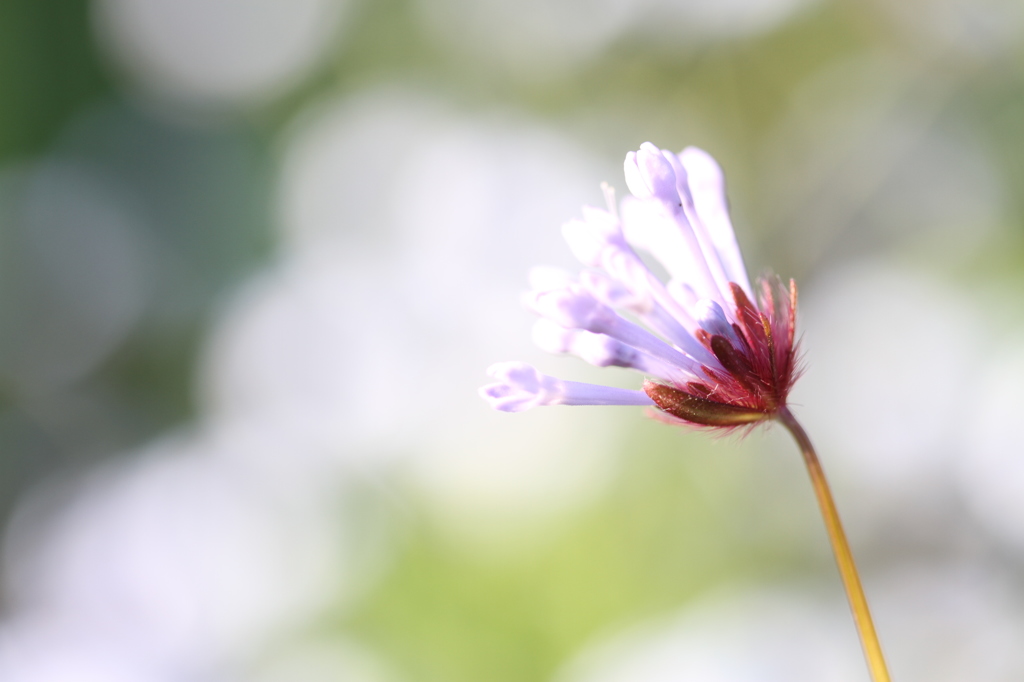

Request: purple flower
left=480, top=143, right=895, bottom=682
left=480, top=142, right=800, bottom=430
left=479, top=143, right=896, bottom=682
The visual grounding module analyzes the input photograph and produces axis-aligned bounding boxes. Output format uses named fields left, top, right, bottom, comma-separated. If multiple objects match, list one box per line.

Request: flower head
left=480, top=142, right=801, bottom=430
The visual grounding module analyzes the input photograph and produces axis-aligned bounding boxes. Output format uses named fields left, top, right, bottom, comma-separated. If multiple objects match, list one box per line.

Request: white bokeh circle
left=93, top=0, right=348, bottom=108
left=0, top=616, right=199, bottom=682
left=3, top=432, right=346, bottom=665
left=791, top=260, right=983, bottom=499
left=957, top=337, right=1024, bottom=551
left=558, top=567, right=1024, bottom=682
left=246, top=88, right=630, bottom=537
left=413, top=0, right=635, bottom=77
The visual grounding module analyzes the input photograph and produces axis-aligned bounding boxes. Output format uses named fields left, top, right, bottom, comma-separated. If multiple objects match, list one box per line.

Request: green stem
left=777, top=406, right=891, bottom=682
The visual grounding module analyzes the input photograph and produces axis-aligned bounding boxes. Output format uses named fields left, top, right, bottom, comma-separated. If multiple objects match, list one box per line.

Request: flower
left=479, top=146, right=893, bottom=680
left=479, top=142, right=801, bottom=430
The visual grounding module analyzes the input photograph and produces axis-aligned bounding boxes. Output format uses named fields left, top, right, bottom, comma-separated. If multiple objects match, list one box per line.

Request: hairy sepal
left=644, top=380, right=769, bottom=427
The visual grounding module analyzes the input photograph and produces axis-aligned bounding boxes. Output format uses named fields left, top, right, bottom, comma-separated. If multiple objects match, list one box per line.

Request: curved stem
left=777, top=406, right=891, bottom=682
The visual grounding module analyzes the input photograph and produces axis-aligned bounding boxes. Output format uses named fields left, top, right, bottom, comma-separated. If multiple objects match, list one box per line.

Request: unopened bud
left=624, top=142, right=679, bottom=203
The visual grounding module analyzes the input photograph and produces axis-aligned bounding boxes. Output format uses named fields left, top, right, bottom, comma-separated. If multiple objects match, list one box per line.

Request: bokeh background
left=1, top=0, right=1024, bottom=680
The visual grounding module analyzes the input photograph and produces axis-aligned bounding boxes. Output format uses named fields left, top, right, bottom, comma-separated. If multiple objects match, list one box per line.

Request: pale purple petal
left=598, top=245, right=701, bottom=334
left=578, top=270, right=721, bottom=371
left=668, top=279, right=699, bottom=311
left=661, top=148, right=689, bottom=202
left=612, top=143, right=750, bottom=307
left=479, top=362, right=653, bottom=412
left=619, top=195, right=724, bottom=307
left=579, top=269, right=647, bottom=311
left=524, top=286, right=704, bottom=374
left=480, top=362, right=564, bottom=412
left=679, top=146, right=753, bottom=296
left=522, top=284, right=612, bottom=331
left=558, top=380, right=655, bottom=407
left=559, top=212, right=720, bottom=368
left=563, top=212, right=693, bottom=328
left=561, top=208, right=621, bottom=267
left=682, top=206, right=736, bottom=308
left=695, top=299, right=739, bottom=342
left=623, top=151, right=648, bottom=200
left=595, top=312, right=704, bottom=373
left=531, top=318, right=577, bottom=354
left=532, top=319, right=695, bottom=384
left=623, top=142, right=679, bottom=203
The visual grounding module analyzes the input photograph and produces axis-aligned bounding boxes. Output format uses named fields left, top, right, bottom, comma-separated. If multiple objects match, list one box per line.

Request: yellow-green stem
left=777, top=406, right=891, bottom=682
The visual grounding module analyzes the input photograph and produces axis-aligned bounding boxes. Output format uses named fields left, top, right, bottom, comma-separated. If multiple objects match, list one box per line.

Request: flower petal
left=560, top=204, right=722, bottom=368
left=480, top=362, right=654, bottom=412
left=623, top=142, right=680, bottom=203
left=619, top=195, right=727, bottom=310
left=694, top=299, right=739, bottom=342
left=679, top=146, right=753, bottom=296
left=524, top=286, right=705, bottom=374
left=532, top=319, right=694, bottom=384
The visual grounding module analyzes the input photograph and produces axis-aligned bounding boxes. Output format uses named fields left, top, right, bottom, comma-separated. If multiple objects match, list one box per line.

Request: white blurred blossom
left=199, top=255, right=418, bottom=462
left=0, top=616, right=206, bottom=682
left=791, top=260, right=984, bottom=505
left=260, top=88, right=628, bottom=542
left=3, top=432, right=347, bottom=666
left=93, top=0, right=348, bottom=109
left=558, top=567, right=1024, bottom=682
left=957, top=337, right=1024, bottom=551
left=558, top=588, right=859, bottom=682
left=277, top=90, right=453, bottom=255
left=413, top=0, right=635, bottom=77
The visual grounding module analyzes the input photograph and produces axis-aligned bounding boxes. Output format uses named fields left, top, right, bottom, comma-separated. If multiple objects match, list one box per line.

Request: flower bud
left=479, top=362, right=653, bottom=411
left=624, top=142, right=680, bottom=203
left=480, top=362, right=563, bottom=412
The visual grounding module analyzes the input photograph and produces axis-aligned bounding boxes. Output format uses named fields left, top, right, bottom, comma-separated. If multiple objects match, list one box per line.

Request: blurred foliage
left=0, top=0, right=109, bottom=159
left=0, top=5, right=275, bottom=526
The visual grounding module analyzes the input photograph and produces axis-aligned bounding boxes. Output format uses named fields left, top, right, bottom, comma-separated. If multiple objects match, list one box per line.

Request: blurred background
left=1, top=0, right=1024, bottom=680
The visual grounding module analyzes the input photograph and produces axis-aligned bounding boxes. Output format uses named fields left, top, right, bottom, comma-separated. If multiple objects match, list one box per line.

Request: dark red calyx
left=729, top=282, right=769, bottom=350
left=709, top=335, right=754, bottom=387
left=644, top=381, right=769, bottom=427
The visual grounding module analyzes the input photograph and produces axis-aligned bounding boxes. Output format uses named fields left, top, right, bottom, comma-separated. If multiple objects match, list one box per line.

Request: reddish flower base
left=645, top=276, right=801, bottom=430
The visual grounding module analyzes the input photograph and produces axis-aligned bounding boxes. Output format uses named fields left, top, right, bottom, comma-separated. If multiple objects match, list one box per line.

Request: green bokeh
left=344, top=425, right=822, bottom=682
